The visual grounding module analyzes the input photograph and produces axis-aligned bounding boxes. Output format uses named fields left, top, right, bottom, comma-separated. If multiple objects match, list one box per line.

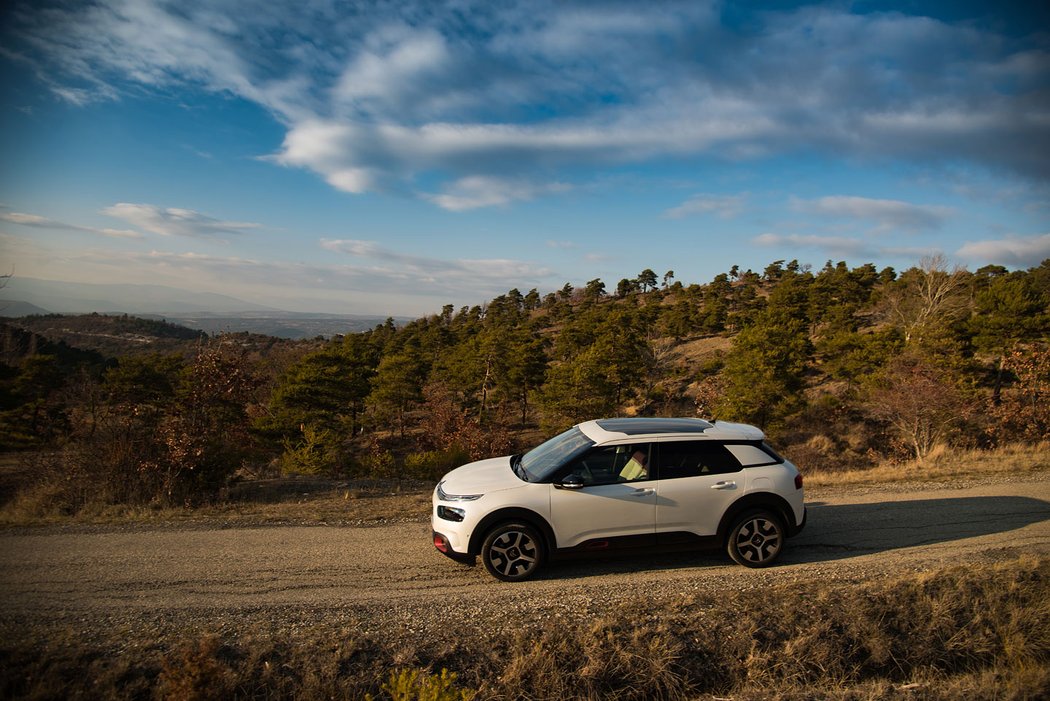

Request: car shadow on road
left=783, top=495, right=1050, bottom=564
left=538, top=494, right=1050, bottom=581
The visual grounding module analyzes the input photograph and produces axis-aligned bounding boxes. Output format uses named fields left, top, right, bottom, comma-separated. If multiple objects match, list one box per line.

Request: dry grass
left=1, top=442, right=1047, bottom=527
left=804, top=442, right=1050, bottom=488
left=2, top=556, right=1047, bottom=700
left=671, top=334, right=732, bottom=365
left=0, top=474, right=432, bottom=528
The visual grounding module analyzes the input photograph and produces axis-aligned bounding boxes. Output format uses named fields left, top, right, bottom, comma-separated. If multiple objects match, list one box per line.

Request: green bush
left=279, top=424, right=343, bottom=476
left=404, top=447, right=470, bottom=480
left=370, top=668, right=474, bottom=701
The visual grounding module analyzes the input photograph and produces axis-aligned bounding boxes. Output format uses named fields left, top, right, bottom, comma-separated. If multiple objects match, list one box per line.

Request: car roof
left=578, top=417, right=765, bottom=444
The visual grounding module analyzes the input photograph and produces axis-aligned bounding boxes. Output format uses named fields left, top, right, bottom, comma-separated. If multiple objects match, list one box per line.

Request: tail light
left=794, top=473, right=804, bottom=490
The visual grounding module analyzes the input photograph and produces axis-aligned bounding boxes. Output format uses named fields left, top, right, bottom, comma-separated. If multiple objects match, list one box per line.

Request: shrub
left=404, top=448, right=470, bottom=481
left=279, top=424, right=344, bottom=476
left=156, top=635, right=235, bottom=701
left=371, top=668, right=475, bottom=701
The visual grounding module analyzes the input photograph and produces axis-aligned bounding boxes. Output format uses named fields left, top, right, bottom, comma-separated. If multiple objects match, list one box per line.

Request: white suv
left=432, top=417, right=806, bottom=581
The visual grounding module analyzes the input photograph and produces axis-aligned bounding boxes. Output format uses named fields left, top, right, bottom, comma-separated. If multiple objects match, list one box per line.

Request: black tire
left=727, top=510, right=785, bottom=568
left=481, top=522, right=545, bottom=581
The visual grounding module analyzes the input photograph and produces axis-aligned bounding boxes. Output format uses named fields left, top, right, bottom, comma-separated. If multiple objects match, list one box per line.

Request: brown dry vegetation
left=1, top=556, right=1047, bottom=700
left=802, top=442, right=1050, bottom=488
left=0, top=472, right=434, bottom=528
left=1, top=443, right=1047, bottom=528
left=1, top=451, right=1047, bottom=699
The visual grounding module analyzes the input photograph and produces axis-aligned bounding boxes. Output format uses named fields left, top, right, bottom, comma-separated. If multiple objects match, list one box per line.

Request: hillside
left=8, top=314, right=207, bottom=358
left=0, top=257, right=1047, bottom=504
left=0, top=322, right=107, bottom=371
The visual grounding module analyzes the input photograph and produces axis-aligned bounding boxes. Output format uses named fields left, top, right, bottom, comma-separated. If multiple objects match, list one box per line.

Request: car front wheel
left=481, top=522, right=544, bottom=581
left=727, top=510, right=784, bottom=567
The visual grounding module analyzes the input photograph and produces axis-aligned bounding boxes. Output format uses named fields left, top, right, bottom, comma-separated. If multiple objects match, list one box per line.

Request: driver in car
left=619, top=449, right=648, bottom=481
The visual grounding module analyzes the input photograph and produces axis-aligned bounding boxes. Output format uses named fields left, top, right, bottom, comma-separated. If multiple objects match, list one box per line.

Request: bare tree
left=868, top=355, right=966, bottom=462
left=884, top=255, right=969, bottom=344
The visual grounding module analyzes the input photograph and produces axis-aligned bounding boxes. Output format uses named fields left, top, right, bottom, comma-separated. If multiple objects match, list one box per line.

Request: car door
left=548, top=442, right=657, bottom=548
left=653, top=440, right=744, bottom=538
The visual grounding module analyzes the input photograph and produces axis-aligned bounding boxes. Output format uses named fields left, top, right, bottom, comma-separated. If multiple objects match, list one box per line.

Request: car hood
left=438, top=456, right=524, bottom=496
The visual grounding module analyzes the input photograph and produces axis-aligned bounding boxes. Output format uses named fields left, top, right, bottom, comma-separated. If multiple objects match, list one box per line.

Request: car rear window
left=725, top=442, right=783, bottom=467
left=656, top=441, right=741, bottom=478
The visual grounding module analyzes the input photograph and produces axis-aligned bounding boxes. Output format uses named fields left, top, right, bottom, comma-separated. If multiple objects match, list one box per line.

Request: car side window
left=560, top=444, right=652, bottom=485
left=656, top=441, right=741, bottom=479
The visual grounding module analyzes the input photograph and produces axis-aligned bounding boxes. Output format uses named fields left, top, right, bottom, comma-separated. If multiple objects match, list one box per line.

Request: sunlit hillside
left=1, top=257, right=1047, bottom=513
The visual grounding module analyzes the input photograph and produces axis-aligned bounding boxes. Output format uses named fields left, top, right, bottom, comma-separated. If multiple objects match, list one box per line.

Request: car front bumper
left=432, top=531, right=476, bottom=565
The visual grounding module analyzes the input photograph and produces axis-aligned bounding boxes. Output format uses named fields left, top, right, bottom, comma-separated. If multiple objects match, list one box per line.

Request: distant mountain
left=0, top=277, right=277, bottom=315
left=0, top=300, right=51, bottom=317
left=156, top=312, right=406, bottom=339
left=0, top=278, right=410, bottom=339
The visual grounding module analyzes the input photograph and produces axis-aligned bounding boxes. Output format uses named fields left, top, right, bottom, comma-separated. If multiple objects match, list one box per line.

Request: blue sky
left=1, top=0, right=1048, bottom=316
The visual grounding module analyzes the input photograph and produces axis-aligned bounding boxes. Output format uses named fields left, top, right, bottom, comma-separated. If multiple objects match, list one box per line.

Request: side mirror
left=555, top=474, right=585, bottom=490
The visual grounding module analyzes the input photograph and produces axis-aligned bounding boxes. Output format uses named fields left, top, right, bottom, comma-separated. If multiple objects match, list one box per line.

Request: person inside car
left=619, top=449, right=648, bottom=481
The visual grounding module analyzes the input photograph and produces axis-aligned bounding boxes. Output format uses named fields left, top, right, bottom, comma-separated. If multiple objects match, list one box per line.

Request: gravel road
left=2, top=475, right=1048, bottom=646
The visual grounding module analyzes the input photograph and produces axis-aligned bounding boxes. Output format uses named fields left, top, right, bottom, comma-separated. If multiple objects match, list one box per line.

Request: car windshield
left=520, top=426, right=595, bottom=482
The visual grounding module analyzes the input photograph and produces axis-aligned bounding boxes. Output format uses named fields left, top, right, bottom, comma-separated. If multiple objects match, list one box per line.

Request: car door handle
left=630, top=488, right=655, bottom=496
left=711, top=481, right=736, bottom=490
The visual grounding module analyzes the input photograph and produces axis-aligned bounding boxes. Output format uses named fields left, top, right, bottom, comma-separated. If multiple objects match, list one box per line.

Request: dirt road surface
left=2, top=475, right=1048, bottom=646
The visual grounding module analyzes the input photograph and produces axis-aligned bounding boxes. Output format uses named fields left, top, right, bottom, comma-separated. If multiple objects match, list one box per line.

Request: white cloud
left=754, top=232, right=946, bottom=262
left=0, top=210, right=145, bottom=239
left=101, top=203, right=258, bottom=238
left=318, top=237, right=552, bottom=285
left=93, top=245, right=558, bottom=312
left=0, top=212, right=51, bottom=226
left=97, top=228, right=145, bottom=239
left=8, top=0, right=1049, bottom=208
left=333, top=27, right=453, bottom=114
left=425, top=176, right=571, bottom=211
left=754, top=233, right=871, bottom=257
left=957, top=233, right=1050, bottom=268
left=663, top=194, right=745, bottom=220
left=319, top=239, right=381, bottom=258
left=0, top=234, right=558, bottom=315
left=793, top=196, right=953, bottom=232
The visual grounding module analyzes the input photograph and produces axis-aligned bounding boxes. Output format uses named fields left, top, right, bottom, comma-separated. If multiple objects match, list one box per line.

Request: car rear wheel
left=481, top=522, right=544, bottom=581
left=727, top=510, right=784, bottom=567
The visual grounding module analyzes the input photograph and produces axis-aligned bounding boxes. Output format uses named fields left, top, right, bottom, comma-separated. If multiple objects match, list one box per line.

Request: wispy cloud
left=663, top=194, right=745, bottom=220
left=101, top=203, right=258, bottom=238
left=753, top=232, right=942, bottom=261
left=792, top=196, right=954, bottom=232
left=7, top=0, right=1049, bottom=209
left=318, top=238, right=554, bottom=288
left=546, top=240, right=577, bottom=250
left=424, top=176, right=571, bottom=211
left=957, top=233, right=1050, bottom=268
left=754, top=233, right=872, bottom=258
left=3, top=238, right=559, bottom=315
left=0, top=210, right=144, bottom=239
left=0, top=212, right=56, bottom=227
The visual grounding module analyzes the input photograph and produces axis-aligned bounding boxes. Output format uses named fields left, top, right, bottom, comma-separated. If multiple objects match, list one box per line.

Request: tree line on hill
left=1, top=256, right=1047, bottom=511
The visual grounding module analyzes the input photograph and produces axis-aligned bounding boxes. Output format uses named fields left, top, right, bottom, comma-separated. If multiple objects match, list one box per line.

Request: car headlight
left=437, top=505, right=466, bottom=522
left=437, top=481, right=482, bottom=502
